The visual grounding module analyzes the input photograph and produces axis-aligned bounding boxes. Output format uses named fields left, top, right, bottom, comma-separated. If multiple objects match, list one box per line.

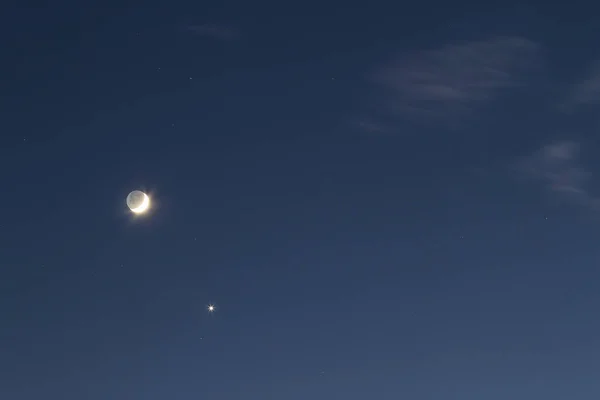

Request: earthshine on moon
left=127, top=190, right=150, bottom=214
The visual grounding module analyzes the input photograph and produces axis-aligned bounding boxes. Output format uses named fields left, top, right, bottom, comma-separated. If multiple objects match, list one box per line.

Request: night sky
left=3, top=1, right=600, bottom=399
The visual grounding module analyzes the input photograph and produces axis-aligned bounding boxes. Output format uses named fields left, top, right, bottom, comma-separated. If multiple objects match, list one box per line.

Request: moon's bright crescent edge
left=131, top=193, right=149, bottom=213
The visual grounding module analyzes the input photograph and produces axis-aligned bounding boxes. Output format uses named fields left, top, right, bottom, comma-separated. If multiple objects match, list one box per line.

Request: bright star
left=207, top=304, right=215, bottom=313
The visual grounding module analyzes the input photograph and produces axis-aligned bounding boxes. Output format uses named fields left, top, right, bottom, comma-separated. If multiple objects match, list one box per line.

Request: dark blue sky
left=3, top=1, right=600, bottom=399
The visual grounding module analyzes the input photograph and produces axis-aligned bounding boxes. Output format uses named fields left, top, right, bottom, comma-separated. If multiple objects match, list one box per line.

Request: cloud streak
left=354, top=34, right=600, bottom=213
left=562, top=61, right=600, bottom=111
left=368, top=36, right=539, bottom=121
left=515, top=141, right=600, bottom=210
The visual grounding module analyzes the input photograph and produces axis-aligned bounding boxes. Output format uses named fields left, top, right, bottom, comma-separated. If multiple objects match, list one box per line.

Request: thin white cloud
left=353, top=119, right=393, bottom=135
left=516, top=141, right=600, bottom=210
left=562, top=60, right=600, bottom=111
left=368, top=36, right=539, bottom=122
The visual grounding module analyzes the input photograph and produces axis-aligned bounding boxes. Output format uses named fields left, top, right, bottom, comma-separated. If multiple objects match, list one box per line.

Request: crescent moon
left=131, top=193, right=150, bottom=214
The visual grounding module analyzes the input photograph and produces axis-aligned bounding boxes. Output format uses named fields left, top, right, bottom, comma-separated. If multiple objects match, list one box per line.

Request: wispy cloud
left=515, top=141, right=600, bottom=210
left=367, top=36, right=539, bottom=122
left=186, top=24, right=239, bottom=40
left=353, top=34, right=600, bottom=213
left=352, top=119, right=393, bottom=135
left=562, top=61, right=600, bottom=111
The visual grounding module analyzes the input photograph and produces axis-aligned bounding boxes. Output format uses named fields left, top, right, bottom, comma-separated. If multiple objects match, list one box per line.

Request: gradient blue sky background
left=2, top=1, right=600, bottom=399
